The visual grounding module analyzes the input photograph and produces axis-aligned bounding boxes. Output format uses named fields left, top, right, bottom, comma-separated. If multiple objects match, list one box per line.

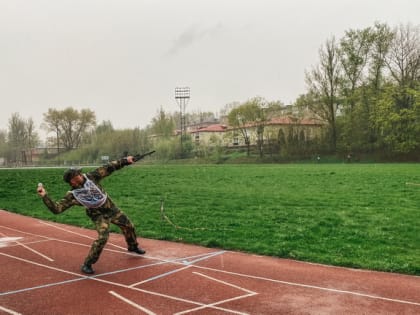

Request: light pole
left=175, top=87, right=190, bottom=156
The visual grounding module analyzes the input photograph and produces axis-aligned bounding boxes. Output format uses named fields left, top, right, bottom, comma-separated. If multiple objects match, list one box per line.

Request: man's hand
left=37, top=183, right=46, bottom=197
left=123, top=151, right=155, bottom=164
left=126, top=155, right=134, bottom=164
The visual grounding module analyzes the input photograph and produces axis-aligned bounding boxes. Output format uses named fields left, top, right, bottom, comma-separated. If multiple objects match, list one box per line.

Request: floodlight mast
left=175, top=87, right=190, bottom=155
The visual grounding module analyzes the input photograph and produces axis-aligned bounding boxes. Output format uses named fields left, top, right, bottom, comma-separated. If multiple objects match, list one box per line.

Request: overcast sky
left=1, top=0, right=419, bottom=135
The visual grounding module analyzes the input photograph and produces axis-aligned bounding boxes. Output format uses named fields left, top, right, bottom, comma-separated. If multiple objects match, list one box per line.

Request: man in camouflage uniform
left=37, top=156, right=145, bottom=274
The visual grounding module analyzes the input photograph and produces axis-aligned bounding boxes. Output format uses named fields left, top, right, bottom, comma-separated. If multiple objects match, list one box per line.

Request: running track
left=0, top=210, right=419, bottom=314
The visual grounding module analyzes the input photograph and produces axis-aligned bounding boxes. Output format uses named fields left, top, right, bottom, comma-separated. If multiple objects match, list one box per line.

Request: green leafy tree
left=95, top=120, right=114, bottom=134
left=368, top=22, right=394, bottom=92
left=338, top=27, right=375, bottom=151
left=372, top=85, right=420, bottom=153
left=151, top=107, right=175, bottom=138
left=339, top=27, right=373, bottom=112
left=227, top=97, right=265, bottom=156
left=368, top=23, right=420, bottom=155
left=359, top=22, right=394, bottom=151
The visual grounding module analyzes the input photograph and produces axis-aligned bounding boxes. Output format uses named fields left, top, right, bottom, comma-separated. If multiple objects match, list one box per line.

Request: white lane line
left=0, top=237, right=23, bottom=248
left=3, top=220, right=418, bottom=308
left=0, top=305, right=22, bottom=315
left=2, top=239, right=53, bottom=248
left=0, top=226, right=88, bottom=251
left=39, top=221, right=126, bottom=250
left=186, top=250, right=226, bottom=264
left=1, top=223, right=226, bottom=264
left=174, top=272, right=258, bottom=315
left=193, top=271, right=257, bottom=295
left=14, top=240, right=54, bottom=262
left=194, top=265, right=420, bottom=307
left=0, top=225, right=225, bottom=280
left=0, top=251, right=177, bottom=296
left=130, top=251, right=225, bottom=287
left=109, top=291, right=157, bottom=315
left=38, top=221, right=226, bottom=263
left=0, top=225, right=56, bottom=240
left=174, top=293, right=255, bottom=315
left=0, top=233, right=53, bottom=262
left=0, top=252, right=247, bottom=314
left=93, top=275, right=246, bottom=314
left=129, top=265, right=192, bottom=287
left=0, top=252, right=88, bottom=283
left=0, top=251, right=244, bottom=314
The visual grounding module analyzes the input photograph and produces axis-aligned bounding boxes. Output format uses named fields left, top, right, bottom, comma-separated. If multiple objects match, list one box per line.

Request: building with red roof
left=189, top=116, right=324, bottom=148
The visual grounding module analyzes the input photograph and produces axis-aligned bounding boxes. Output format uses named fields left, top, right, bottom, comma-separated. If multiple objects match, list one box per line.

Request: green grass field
left=0, top=163, right=419, bottom=275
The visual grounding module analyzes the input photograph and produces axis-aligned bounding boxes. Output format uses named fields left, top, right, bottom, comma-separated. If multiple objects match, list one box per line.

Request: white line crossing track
left=1, top=209, right=419, bottom=314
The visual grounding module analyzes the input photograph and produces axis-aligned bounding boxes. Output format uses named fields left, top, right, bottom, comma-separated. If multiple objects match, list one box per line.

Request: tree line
left=0, top=22, right=419, bottom=164
left=298, top=22, right=419, bottom=158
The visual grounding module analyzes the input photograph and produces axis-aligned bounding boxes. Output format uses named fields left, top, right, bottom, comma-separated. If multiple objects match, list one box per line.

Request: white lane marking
left=186, top=250, right=227, bottom=264
left=194, top=265, right=420, bottom=307
left=2, top=222, right=419, bottom=307
left=109, top=291, right=157, bottom=315
left=0, top=238, right=23, bottom=248
left=1, top=223, right=227, bottom=263
left=129, top=265, right=192, bottom=287
left=14, top=240, right=54, bottom=262
left=129, top=251, right=225, bottom=287
left=0, top=305, right=22, bottom=315
left=0, top=225, right=54, bottom=240
left=39, top=221, right=126, bottom=250
left=173, top=272, right=258, bottom=315
left=193, top=271, right=257, bottom=295
left=0, top=234, right=53, bottom=262
left=174, top=293, right=255, bottom=315
left=0, top=237, right=23, bottom=248
left=0, top=252, right=245, bottom=314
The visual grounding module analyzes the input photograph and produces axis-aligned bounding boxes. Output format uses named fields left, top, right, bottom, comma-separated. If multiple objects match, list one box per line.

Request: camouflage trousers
left=84, top=209, right=138, bottom=265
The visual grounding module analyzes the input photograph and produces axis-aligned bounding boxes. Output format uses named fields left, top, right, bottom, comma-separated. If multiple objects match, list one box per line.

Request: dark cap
left=63, top=167, right=82, bottom=183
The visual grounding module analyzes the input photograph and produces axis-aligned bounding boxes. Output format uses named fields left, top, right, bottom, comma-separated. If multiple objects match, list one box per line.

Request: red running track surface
left=0, top=209, right=419, bottom=314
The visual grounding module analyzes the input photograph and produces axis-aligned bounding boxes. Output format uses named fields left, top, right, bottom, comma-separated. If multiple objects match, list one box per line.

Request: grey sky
left=1, top=0, right=419, bottom=135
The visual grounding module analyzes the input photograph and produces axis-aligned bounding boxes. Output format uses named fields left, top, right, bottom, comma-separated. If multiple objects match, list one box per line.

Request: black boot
left=81, top=263, right=94, bottom=274
left=128, top=247, right=146, bottom=255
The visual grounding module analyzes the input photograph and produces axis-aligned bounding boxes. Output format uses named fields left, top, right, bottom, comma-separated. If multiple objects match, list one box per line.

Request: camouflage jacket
left=42, top=158, right=130, bottom=219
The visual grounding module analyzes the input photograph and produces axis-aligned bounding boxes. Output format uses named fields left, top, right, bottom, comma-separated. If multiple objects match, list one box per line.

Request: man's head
left=63, top=167, right=82, bottom=186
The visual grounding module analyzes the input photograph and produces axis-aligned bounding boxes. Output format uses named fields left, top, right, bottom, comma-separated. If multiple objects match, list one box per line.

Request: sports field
left=0, top=163, right=419, bottom=275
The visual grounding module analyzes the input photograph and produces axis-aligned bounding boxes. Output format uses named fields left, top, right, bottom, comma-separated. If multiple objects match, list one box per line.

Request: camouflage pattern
left=42, top=158, right=139, bottom=266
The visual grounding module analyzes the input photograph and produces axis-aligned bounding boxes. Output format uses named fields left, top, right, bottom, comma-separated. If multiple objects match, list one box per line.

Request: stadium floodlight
left=175, top=87, right=190, bottom=100
left=175, top=87, right=190, bottom=156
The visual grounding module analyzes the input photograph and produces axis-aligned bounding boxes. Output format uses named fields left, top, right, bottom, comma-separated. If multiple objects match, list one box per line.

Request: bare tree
left=386, top=23, right=420, bottom=91
left=43, top=107, right=96, bottom=151
left=42, top=108, right=62, bottom=154
left=7, top=113, right=38, bottom=164
left=7, top=113, right=26, bottom=163
left=305, top=37, right=342, bottom=151
left=25, top=118, right=39, bottom=162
